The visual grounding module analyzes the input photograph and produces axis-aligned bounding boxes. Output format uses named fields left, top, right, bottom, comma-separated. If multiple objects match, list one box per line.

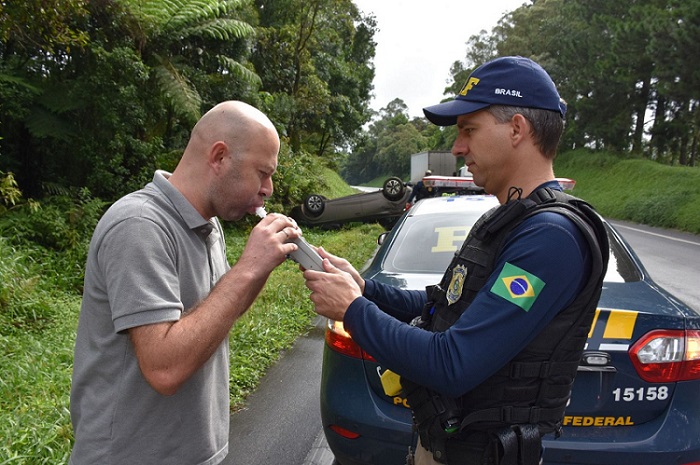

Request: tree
left=0, top=0, right=262, bottom=199
left=121, top=0, right=260, bottom=125
left=453, top=0, right=699, bottom=164
left=650, top=0, right=700, bottom=165
left=0, top=0, right=89, bottom=53
left=343, top=98, right=431, bottom=182
left=0, top=0, right=91, bottom=196
left=251, top=0, right=375, bottom=159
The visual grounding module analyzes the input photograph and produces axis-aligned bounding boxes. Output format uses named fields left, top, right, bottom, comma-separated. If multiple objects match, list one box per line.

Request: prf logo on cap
left=458, top=77, right=480, bottom=97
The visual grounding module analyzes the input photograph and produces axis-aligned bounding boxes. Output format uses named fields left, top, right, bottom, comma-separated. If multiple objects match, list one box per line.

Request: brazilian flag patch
left=490, top=262, right=545, bottom=312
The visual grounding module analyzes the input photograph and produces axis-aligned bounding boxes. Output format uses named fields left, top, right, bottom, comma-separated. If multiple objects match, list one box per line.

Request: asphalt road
left=222, top=220, right=700, bottom=465
left=221, top=316, right=332, bottom=465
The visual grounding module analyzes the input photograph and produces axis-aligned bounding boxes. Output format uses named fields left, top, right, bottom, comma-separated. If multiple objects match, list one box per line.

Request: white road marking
left=613, top=223, right=700, bottom=247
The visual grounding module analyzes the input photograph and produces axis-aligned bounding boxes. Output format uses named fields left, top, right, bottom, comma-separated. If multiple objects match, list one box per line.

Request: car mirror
left=377, top=232, right=389, bottom=246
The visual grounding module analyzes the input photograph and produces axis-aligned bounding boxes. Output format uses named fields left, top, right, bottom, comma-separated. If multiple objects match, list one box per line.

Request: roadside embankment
left=556, top=150, right=700, bottom=235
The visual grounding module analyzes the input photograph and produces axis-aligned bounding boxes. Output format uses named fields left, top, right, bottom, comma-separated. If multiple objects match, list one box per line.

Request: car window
left=382, top=213, right=641, bottom=283
left=383, top=213, right=482, bottom=273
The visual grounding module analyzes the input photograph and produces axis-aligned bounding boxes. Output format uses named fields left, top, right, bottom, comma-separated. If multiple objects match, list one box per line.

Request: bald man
left=69, top=101, right=301, bottom=465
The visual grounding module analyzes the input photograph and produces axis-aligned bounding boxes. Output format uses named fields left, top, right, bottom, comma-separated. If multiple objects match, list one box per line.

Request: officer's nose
left=452, top=135, right=469, bottom=158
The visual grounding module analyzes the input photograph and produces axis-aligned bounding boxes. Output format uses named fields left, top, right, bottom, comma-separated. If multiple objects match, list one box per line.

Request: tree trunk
left=632, top=75, right=651, bottom=155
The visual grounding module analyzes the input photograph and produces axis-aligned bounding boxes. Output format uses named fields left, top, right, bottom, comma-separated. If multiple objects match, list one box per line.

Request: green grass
left=317, top=166, right=359, bottom=198
left=363, top=175, right=406, bottom=188
left=0, top=295, right=77, bottom=464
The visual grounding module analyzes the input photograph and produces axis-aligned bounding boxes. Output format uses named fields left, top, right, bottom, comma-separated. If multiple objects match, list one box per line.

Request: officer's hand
left=303, top=259, right=362, bottom=321
left=316, top=247, right=365, bottom=293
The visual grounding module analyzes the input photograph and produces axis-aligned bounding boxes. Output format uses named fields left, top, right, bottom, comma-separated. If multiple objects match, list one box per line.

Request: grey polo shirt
left=70, top=171, right=230, bottom=465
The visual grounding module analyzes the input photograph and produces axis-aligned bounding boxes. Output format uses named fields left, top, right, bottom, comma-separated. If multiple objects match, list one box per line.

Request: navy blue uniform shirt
left=343, top=182, right=592, bottom=398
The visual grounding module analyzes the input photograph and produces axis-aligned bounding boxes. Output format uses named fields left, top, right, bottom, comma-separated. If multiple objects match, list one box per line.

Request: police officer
left=304, top=56, right=609, bottom=465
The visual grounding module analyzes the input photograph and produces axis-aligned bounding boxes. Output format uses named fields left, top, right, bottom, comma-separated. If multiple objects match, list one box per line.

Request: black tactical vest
left=403, top=187, right=609, bottom=465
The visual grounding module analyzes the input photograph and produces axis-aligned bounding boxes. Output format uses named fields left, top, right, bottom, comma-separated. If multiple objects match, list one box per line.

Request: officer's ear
left=509, top=114, right=531, bottom=146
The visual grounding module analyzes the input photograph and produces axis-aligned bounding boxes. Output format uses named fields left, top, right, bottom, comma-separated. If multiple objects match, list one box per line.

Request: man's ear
left=208, top=141, right=229, bottom=172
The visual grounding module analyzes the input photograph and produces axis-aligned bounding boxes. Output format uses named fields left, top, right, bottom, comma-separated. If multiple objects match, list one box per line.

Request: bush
left=0, top=189, right=105, bottom=251
left=268, top=144, right=329, bottom=213
left=0, top=189, right=106, bottom=333
left=0, top=238, right=57, bottom=335
left=0, top=190, right=105, bottom=292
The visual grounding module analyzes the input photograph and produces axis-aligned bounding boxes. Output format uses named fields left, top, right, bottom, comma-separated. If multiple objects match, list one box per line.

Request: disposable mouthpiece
left=255, top=206, right=267, bottom=218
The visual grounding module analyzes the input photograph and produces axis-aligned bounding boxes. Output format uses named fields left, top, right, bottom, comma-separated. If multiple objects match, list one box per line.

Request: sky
left=352, top=0, right=528, bottom=118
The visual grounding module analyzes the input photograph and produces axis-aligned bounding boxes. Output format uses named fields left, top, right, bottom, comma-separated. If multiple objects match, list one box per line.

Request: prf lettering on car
left=586, top=308, right=639, bottom=351
left=392, top=396, right=411, bottom=409
left=563, top=416, right=634, bottom=427
left=431, top=226, right=471, bottom=253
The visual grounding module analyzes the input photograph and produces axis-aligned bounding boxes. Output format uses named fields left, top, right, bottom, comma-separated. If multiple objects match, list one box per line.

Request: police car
left=320, top=194, right=700, bottom=465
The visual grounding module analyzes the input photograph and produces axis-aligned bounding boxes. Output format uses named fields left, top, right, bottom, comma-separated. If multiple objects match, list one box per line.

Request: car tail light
left=325, top=319, right=375, bottom=361
left=629, top=329, right=700, bottom=382
left=329, top=424, right=361, bottom=439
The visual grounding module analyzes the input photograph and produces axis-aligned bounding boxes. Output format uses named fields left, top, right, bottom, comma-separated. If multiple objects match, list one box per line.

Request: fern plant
left=123, top=0, right=260, bottom=123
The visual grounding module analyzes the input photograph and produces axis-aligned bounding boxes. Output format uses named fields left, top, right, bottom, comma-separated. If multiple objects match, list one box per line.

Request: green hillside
left=555, top=150, right=700, bottom=234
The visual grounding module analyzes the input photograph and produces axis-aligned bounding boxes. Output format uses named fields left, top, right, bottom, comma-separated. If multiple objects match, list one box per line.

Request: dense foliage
left=2, top=0, right=698, bottom=195
left=0, top=0, right=376, bottom=202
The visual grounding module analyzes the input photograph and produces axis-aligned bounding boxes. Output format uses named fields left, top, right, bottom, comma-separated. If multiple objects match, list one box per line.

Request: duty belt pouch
left=484, top=424, right=542, bottom=465
left=403, top=381, right=463, bottom=463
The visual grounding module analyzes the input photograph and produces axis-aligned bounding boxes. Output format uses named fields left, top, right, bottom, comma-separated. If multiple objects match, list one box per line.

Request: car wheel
left=304, top=194, right=325, bottom=217
left=382, top=177, right=405, bottom=201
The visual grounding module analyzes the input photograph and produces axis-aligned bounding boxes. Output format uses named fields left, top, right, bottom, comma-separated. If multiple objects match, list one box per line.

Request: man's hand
left=304, top=258, right=362, bottom=321
left=239, top=213, right=301, bottom=276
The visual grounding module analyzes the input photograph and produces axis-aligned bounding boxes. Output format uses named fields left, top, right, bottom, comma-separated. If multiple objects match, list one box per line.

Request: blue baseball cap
left=423, top=56, right=566, bottom=126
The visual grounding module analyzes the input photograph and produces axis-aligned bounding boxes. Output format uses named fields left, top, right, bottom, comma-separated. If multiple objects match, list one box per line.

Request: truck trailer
left=410, top=151, right=456, bottom=182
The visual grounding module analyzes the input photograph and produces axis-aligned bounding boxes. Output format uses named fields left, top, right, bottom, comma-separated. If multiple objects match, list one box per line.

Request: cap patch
left=459, top=77, right=480, bottom=97
left=495, top=88, right=523, bottom=98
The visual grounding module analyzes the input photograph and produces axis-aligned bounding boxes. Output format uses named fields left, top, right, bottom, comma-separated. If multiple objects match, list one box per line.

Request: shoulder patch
left=490, top=262, right=545, bottom=312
